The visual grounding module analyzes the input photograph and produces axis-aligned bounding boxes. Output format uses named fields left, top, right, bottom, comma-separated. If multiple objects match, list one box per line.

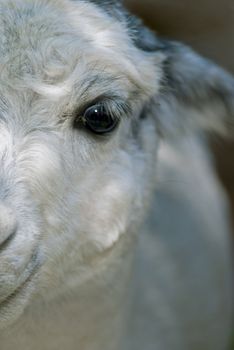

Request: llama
left=0, top=1, right=233, bottom=349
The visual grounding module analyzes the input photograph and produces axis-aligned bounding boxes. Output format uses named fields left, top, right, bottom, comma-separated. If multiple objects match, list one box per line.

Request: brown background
left=126, top=0, right=234, bottom=225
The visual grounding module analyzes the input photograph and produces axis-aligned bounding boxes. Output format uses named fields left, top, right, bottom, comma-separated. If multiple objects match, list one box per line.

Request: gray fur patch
left=79, top=0, right=125, bottom=21
left=83, top=0, right=162, bottom=52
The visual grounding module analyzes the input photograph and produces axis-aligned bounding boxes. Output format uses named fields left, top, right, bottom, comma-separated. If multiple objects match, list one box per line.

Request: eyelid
left=74, top=95, right=131, bottom=121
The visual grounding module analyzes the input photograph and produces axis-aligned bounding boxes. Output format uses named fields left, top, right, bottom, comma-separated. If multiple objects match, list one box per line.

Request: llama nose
left=0, top=203, right=17, bottom=246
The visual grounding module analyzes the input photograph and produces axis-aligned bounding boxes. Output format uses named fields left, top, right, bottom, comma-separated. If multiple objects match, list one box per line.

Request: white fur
left=0, top=1, right=232, bottom=349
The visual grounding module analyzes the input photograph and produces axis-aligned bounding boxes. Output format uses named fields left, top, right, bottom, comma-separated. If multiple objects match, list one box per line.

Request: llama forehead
left=0, top=0, right=114, bottom=79
left=0, top=0, right=159, bottom=115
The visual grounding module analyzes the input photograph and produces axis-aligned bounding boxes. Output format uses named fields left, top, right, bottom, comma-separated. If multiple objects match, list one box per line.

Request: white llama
left=0, top=1, right=233, bottom=349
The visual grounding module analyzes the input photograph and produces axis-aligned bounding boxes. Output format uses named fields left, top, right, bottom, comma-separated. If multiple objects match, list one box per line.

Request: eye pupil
left=83, top=105, right=118, bottom=134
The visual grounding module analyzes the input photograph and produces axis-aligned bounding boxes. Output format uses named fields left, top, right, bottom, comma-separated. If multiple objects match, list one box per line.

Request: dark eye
left=78, top=105, right=119, bottom=135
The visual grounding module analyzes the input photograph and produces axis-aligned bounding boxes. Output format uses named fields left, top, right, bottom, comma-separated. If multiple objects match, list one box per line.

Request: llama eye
left=79, top=105, right=119, bottom=135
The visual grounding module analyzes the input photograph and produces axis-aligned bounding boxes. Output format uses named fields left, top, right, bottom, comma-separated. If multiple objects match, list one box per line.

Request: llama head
left=0, top=0, right=233, bottom=328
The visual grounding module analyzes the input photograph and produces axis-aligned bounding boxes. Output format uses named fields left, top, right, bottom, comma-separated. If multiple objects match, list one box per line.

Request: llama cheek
left=83, top=181, right=135, bottom=251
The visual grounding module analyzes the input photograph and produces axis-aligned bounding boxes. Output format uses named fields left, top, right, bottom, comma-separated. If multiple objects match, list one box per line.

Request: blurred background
left=125, top=0, right=234, bottom=230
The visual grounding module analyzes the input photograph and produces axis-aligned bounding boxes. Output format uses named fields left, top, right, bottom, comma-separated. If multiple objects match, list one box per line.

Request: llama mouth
left=0, top=254, right=41, bottom=313
left=0, top=229, right=17, bottom=253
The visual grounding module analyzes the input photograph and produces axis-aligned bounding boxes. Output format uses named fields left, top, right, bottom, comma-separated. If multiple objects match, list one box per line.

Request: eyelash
left=80, top=98, right=131, bottom=119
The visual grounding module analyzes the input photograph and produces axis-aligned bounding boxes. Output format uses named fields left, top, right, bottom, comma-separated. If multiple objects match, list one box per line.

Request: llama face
left=0, top=0, right=233, bottom=329
left=0, top=0, right=161, bottom=327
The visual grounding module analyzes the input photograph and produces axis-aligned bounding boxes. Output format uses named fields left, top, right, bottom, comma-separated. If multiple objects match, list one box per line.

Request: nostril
left=0, top=204, right=17, bottom=246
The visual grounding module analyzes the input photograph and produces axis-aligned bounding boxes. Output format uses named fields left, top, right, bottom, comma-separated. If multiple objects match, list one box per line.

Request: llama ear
left=130, top=21, right=234, bottom=136
left=154, top=40, right=234, bottom=137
